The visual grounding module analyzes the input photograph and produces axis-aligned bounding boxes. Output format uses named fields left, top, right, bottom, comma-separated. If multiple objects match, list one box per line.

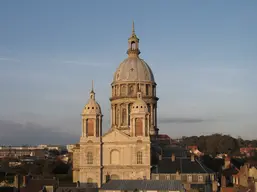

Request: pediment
left=102, top=129, right=131, bottom=142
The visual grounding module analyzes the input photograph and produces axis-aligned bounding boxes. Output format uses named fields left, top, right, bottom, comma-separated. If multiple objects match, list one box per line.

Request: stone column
left=114, top=105, right=116, bottom=126
left=150, top=104, right=154, bottom=127
left=126, top=103, right=129, bottom=126
left=147, top=115, right=150, bottom=136
left=118, top=105, right=121, bottom=127
left=142, top=116, right=145, bottom=136
left=130, top=117, right=133, bottom=136
left=133, top=118, right=136, bottom=136
left=111, top=105, right=114, bottom=126
left=154, top=104, right=157, bottom=128
left=94, top=117, right=97, bottom=137
left=83, top=119, right=86, bottom=137
left=82, top=119, right=84, bottom=137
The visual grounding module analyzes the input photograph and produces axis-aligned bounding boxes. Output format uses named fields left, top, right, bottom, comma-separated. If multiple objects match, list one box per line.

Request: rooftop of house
left=0, top=187, right=16, bottom=192
left=153, top=155, right=214, bottom=174
left=100, top=180, right=183, bottom=191
left=20, top=178, right=57, bottom=192
left=162, top=146, right=188, bottom=158
left=56, top=187, right=98, bottom=192
left=221, top=168, right=239, bottom=177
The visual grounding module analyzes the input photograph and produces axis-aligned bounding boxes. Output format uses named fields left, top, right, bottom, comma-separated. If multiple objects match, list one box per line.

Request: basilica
left=72, top=22, right=160, bottom=187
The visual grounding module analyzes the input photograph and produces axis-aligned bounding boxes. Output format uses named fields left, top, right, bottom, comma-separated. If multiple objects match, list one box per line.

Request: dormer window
left=92, top=107, right=94, bottom=109
left=136, top=106, right=138, bottom=108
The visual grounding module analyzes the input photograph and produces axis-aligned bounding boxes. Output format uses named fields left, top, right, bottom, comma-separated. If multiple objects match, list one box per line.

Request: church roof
left=113, top=57, right=155, bottom=83
left=113, top=22, right=155, bottom=83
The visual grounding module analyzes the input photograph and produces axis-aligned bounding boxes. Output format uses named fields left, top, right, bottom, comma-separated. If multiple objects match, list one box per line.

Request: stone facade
left=73, top=22, right=156, bottom=187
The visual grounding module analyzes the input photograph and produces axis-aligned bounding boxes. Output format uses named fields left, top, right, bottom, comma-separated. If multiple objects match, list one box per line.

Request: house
left=99, top=179, right=183, bottom=192
left=152, top=153, right=216, bottom=192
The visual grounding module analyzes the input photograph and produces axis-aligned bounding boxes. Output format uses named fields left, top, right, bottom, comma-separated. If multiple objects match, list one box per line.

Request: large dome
left=113, top=57, right=155, bottom=83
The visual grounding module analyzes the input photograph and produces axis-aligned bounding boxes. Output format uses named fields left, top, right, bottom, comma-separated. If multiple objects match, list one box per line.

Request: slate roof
left=0, top=187, right=16, bottom=192
left=56, top=187, right=98, bottom=192
left=100, top=180, right=183, bottom=191
left=20, top=179, right=57, bottom=192
left=154, top=157, right=214, bottom=174
left=162, top=146, right=188, bottom=158
left=221, top=168, right=238, bottom=177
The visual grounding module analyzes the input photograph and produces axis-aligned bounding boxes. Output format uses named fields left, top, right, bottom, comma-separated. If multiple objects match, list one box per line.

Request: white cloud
left=0, top=57, right=20, bottom=62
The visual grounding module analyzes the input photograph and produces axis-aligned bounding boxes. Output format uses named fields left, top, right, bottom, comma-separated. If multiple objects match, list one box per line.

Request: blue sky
left=0, top=0, right=257, bottom=144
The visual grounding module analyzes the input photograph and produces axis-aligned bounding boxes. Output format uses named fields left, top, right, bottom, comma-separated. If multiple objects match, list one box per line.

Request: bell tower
left=77, top=81, right=103, bottom=187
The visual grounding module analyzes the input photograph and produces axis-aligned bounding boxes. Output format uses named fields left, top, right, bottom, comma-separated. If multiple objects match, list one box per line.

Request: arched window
left=121, top=85, right=126, bottom=96
left=87, top=152, right=93, bottom=164
left=146, top=84, right=149, bottom=95
left=131, top=41, right=136, bottom=50
left=128, top=85, right=134, bottom=95
left=87, top=119, right=94, bottom=136
left=96, top=117, right=99, bottom=137
left=135, top=118, right=143, bottom=136
left=85, top=119, right=88, bottom=136
left=121, top=108, right=126, bottom=125
left=145, top=117, right=148, bottom=136
left=116, top=108, right=119, bottom=126
left=137, top=151, right=143, bottom=164
left=110, top=150, right=120, bottom=165
left=128, top=103, right=131, bottom=126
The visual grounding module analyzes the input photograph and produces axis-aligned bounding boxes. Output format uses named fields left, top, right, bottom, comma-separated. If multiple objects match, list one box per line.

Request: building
left=66, top=144, right=76, bottom=153
left=99, top=180, right=183, bottom=192
left=0, top=146, right=45, bottom=159
left=73, top=22, right=159, bottom=187
left=152, top=154, right=216, bottom=192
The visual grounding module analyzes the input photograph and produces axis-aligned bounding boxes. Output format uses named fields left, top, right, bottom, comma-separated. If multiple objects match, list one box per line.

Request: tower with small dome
left=73, top=22, right=157, bottom=187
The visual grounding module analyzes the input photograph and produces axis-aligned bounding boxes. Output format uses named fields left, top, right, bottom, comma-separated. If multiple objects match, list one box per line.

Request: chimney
left=224, top=156, right=231, bottom=169
left=221, top=176, right=226, bottom=187
left=14, top=174, right=21, bottom=190
left=171, top=153, right=175, bottom=162
left=159, top=155, right=162, bottom=160
left=76, top=181, right=80, bottom=188
left=191, top=154, right=195, bottom=162
left=212, top=180, right=218, bottom=192
left=106, top=173, right=111, bottom=183
left=23, top=175, right=31, bottom=187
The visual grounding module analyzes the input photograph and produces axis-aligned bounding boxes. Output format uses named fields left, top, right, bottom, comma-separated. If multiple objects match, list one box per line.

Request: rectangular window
left=137, top=151, right=143, bottom=164
left=198, top=175, right=203, bottom=182
left=187, top=175, right=192, bottom=182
